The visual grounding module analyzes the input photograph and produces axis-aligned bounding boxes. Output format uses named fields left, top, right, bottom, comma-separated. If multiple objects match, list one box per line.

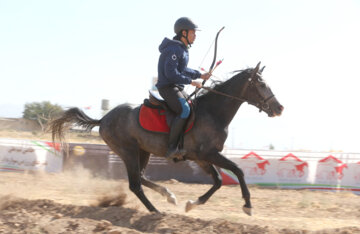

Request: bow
left=208, top=26, right=225, bottom=74
left=188, top=26, right=225, bottom=100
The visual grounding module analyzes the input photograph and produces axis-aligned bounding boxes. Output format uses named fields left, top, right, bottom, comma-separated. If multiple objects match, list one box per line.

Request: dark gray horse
left=50, top=62, right=283, bottom=216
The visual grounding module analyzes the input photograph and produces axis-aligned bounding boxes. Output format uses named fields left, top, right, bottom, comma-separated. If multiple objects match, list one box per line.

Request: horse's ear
left=252, top=62, right=261, bottom=77
left=260, top=66, right=266, bottom=74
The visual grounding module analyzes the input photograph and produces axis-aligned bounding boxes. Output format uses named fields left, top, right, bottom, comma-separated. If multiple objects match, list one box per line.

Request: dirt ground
left=0, top=168, right=360, bottom=234
left=1, top=130, right=360, bottom=233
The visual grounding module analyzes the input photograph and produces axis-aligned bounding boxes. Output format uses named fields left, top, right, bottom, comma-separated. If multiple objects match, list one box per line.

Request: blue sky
left=1, top=0, right=360, bottom=152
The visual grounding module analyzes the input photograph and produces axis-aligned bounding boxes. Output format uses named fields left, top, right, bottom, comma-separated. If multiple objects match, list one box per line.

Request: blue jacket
left=156, top=38, right=201, bottom=89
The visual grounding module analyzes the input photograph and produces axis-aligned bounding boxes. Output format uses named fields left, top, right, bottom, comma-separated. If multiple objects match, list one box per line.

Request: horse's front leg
left=185, top=161, right=222, bottom=212
left=201, top=150, right=252, bottom=216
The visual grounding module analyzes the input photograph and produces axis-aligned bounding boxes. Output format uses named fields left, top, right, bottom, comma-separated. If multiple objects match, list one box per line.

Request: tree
left=23, top=101, right=63, bottom=130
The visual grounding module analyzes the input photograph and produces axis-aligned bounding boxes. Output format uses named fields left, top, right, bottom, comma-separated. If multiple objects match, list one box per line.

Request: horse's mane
left=196, top=68, right=252, bottom=99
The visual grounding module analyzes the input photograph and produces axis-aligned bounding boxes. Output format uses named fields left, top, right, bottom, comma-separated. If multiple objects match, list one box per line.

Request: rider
left=156, top=17, right=211, bottom=159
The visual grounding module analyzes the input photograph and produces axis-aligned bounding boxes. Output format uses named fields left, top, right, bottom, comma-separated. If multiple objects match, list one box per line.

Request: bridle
left=199, top=66, right=276, bottom=114
left=240, top=70, right=276, bottom=113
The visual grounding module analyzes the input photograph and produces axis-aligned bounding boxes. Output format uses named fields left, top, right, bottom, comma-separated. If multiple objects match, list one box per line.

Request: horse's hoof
left=185, top=200, right=197, bottom=212
left=242, top=206, right=252, bottom=216
left=167, top=194, right=178, bottom=205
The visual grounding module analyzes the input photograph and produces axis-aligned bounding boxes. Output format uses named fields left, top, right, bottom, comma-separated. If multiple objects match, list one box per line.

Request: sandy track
left=0, top=169, right=359, bottom=233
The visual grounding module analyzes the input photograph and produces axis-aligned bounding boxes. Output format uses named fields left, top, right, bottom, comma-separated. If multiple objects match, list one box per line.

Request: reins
left=201, top=86, right=246, bottom=102
left=201, top=85, right=275, bottom=113
left=198, top=65, right=277, bottom=114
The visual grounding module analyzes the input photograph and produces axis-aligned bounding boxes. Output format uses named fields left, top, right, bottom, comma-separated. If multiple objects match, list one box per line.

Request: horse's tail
left=49, top=107, right=101, bottom=149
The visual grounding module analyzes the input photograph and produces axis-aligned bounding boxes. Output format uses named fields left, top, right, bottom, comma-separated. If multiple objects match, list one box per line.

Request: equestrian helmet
left=174, top=17, right=199, bottom=34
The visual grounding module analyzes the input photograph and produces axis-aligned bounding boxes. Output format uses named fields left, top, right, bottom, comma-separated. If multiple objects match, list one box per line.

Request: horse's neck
left=197, top=75, right=247, bottom=128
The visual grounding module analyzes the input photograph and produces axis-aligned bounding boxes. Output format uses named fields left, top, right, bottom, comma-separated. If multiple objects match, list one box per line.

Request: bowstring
left=198, top=38, right=216, bottom=72
left=194, top=37, right=217, bottom=99
left=185, top=38, right=215, bottom=95
left=188, top=26, right=225, bottom=100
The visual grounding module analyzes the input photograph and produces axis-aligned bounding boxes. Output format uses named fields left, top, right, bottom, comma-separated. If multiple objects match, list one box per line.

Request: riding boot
left=165, top=117, right=187, bottom=159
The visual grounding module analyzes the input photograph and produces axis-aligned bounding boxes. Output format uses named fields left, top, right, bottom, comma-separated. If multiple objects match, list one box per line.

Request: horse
left=50, top=62, right=283, bottom=216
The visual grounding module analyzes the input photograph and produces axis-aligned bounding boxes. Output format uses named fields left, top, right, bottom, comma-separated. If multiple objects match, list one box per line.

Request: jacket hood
left=159, top=38, right=186, bottom=53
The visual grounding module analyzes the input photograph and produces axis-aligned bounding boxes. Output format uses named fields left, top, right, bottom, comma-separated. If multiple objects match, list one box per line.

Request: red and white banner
left=221, top=151, right=360, bottom=195
left=0, top=139, right=63, bottom=173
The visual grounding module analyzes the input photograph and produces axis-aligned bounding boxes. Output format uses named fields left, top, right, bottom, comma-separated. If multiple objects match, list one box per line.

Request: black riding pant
left=158, top=85, right=190, bottom=119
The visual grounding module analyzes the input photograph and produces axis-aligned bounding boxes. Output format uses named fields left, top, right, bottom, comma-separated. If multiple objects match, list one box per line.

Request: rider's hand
left=201, top=72, right=211, bottom=80
left=191, top=81, right=202, bottom=88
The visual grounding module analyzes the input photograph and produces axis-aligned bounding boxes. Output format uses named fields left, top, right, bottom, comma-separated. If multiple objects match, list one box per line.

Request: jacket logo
left=172, top=54, right=177, bottom=60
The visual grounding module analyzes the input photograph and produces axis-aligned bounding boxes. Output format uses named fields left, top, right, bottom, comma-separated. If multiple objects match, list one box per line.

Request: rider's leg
left=165, top=116, right=187, bottom=158
left=158, top=86, right=190, bottom=159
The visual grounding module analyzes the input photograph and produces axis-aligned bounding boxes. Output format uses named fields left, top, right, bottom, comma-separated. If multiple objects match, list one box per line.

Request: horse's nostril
left=279, top=105, right=284, bottom=112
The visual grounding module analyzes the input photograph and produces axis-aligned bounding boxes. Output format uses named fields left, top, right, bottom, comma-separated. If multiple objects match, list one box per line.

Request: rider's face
left=187, top=30, right=196, bottom=44
left=182, top=29, right=196, bottom=45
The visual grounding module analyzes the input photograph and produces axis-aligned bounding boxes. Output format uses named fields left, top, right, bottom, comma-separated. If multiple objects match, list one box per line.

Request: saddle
left=139, top=90, right=195, bottom=134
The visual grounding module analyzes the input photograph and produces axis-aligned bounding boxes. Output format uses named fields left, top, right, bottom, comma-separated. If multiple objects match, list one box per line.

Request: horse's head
left=242, top=62, right=284, bottom=117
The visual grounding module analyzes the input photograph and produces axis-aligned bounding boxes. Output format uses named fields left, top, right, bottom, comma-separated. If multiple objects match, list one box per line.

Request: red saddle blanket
left=139, top=105, right=193, bottom=133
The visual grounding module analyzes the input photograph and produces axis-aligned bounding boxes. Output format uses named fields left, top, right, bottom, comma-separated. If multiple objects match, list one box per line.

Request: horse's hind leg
left=185, top=161, right=222, bottom=212
left=202, top=150, right=252, bottom=216
left=138, top=149, right=178, bottom=205
left=110, top=144, right=159, bottom=213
